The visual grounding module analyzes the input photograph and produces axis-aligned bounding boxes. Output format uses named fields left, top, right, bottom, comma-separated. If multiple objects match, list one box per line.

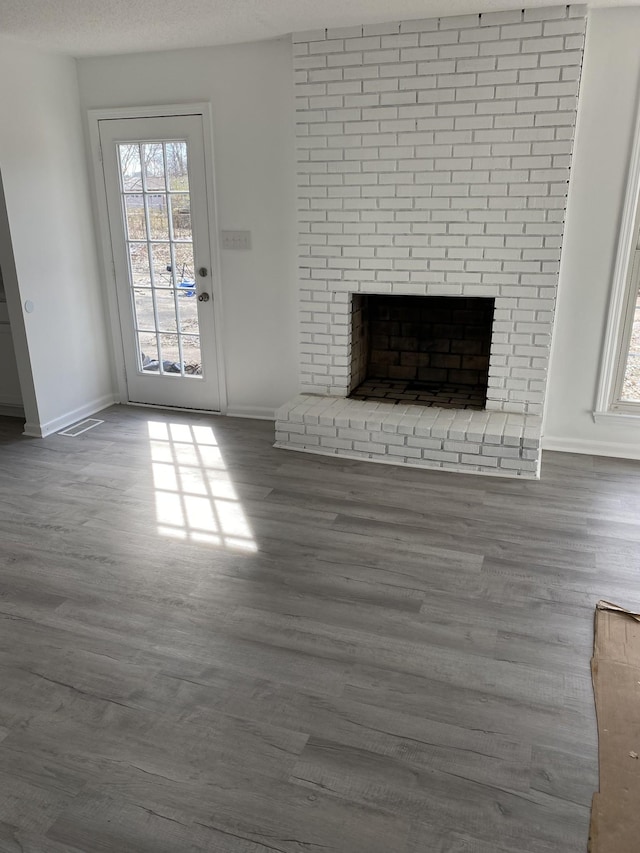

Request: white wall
left=544, top=7, right=640, bottom=458
left=77, top=38, right=298, bottom=418
left=0, top=36, right=113, bottom=435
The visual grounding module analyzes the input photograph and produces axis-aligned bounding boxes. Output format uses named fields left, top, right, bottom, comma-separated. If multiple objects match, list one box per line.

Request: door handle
left=198, top=292, right=210, bottom=302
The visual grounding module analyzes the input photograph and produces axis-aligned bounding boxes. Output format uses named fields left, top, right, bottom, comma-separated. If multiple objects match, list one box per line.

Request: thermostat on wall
left=221, top=230, right=251, bottom=250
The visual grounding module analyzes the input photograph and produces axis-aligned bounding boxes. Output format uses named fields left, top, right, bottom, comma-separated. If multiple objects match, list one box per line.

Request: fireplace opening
left=349, top=294, right=494, bottom=410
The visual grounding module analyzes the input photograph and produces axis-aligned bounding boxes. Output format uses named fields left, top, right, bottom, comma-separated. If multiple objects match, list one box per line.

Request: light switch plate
left=221, top=230, right=252, bottom=250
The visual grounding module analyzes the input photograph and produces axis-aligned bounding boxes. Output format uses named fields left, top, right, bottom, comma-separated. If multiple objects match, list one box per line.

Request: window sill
left=593, top=410, right=640, bottom=425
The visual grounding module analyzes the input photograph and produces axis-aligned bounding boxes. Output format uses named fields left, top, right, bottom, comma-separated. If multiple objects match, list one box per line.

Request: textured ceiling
left=0, top=0, right=635, bottom=57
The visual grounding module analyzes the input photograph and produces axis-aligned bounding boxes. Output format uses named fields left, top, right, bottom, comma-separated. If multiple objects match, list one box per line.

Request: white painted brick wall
left=281, top=6, right=586, bottom=478
left=293, top=5, right=586, bottom=417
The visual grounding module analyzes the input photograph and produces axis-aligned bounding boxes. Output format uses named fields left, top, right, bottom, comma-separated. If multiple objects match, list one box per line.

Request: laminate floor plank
left=0, top=406, right=639, bottom=852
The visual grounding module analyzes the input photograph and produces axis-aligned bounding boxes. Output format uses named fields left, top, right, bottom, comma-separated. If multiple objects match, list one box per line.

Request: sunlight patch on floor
left=148, top=421, right=257, bottom=551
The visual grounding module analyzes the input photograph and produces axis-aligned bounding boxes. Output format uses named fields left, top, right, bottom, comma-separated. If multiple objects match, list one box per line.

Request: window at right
left=619, top=294, right=640, bottom=403
left=596, top=99, right=640, bottom=421
left=612, top=257, right=640, bottom=411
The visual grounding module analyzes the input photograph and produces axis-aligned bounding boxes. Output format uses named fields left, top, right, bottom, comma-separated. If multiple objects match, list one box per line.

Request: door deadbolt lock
left=198, top=292, right=210, bottom=302
left=198, top=267, right=208, bottom=277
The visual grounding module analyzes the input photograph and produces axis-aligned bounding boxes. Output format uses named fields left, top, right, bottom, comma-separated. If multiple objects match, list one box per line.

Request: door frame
left=88, top=103, right=228, bottom=413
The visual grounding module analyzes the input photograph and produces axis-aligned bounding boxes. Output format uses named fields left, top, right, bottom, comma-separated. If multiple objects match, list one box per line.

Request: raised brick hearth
left=276, top=5, right=587, bottom=478
left=276, top=394, right=541, bottom=476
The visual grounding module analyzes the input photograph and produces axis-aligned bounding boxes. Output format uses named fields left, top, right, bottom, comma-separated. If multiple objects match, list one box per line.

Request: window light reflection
left=148, top=421, right=257, bottom=551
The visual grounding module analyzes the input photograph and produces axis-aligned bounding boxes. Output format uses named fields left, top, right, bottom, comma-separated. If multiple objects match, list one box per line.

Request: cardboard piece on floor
left=589, top=600, right=640, bottom=853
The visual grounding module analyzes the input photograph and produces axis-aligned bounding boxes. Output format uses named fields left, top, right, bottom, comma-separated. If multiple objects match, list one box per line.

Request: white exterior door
left=99, top=114, right=220, bottom=410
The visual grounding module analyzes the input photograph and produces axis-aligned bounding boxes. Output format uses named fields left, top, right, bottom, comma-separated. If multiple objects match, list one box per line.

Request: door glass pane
left=133, top=288, right=155, bottom=332
left=166, top=142, right=189, bottom=191
left=124, top=195, right=146, bottom=240
left=159, top=334, right=182, bottom=372
left=170, top=194, right=192, bottom=241
left=148, top=195, right=169, bottom=241
left=150, top=244, right=172, bottom=288
left=129, top=244, right=151, bottom=288
left=155, top=290, right=178, bottom=334
left=173, top=244, right=195, bottom=286
left=119, top=144, right=142, bottom=191
left=117, top=139, right=203, bottom=381
left=142, top=143, right=166, bottom=189
left=177, top=293, right=199, bottom=336
left=138, top=332, right=159, bottom=371
left=620, top=293, right=640, bottom=402
left=182, top=336, right=202, bottom=375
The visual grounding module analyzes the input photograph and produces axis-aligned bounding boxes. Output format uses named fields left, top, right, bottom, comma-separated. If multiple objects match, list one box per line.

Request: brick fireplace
left=275, top=5, right=587, bottom=477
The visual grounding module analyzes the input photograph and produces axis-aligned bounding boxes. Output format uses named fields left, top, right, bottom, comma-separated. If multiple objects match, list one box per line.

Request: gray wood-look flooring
left=0, top=405, right=638, bottom=853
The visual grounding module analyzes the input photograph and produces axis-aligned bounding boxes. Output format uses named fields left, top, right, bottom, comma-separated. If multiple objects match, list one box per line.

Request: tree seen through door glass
left=118, top=140, right=201, bottom=378
left=165, top=142, right=189, bottom=191
left=118, top=144, right=142, bottom=191
left=142, top=143, right=165, bottom=189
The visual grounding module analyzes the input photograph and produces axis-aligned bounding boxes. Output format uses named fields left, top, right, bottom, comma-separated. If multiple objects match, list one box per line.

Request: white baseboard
left=123, top=401, right=275, bottom=421
left=542, top=435, right=640, bottom=461
left=124, top=401, right=221, bottom=416
left=0, top=402, right=24, bottom=418
left=23, top=394, right=118, bottom=438
left=226, top=405, right=276, bottom=421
